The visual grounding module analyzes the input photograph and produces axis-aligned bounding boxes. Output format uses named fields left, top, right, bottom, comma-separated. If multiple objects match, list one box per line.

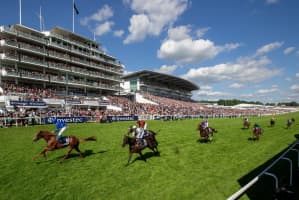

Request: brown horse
left=252, top=127, right=263, bottom=141
left=243, top=120, right=250, bottom=129
left=32, top=130, right=96, bottom=162
left=197, top=124, right=216, bottom=142
left=122, top=133, right=159, bottom=165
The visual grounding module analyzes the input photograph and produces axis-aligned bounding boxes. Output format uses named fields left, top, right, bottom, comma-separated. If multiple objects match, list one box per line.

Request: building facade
left=0, top=24, right=123, bottom=97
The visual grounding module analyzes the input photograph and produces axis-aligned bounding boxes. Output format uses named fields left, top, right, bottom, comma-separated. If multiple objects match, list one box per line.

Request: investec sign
left=107, top=116, right=138, bottom=121
left=45, top=117, right=86, bottom=124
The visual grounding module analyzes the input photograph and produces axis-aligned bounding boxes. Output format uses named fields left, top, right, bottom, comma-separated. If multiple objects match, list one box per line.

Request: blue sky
left=1, top=0, right=299, bottom=103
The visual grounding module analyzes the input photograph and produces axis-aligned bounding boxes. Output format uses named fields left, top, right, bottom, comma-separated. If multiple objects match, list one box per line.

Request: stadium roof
left=123, top=70, right=199, bottom=91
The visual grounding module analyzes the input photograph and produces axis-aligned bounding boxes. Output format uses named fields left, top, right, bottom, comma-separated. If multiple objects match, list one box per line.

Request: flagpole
left=39, top=6, right=42, bottom=31
left=19, top=0, right=22, bottom=25
left=72, top=0, right=74, bottom=33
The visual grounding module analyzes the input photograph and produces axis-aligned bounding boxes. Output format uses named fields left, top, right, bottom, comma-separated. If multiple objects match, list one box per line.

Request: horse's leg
left=139, top=152, right=146, bottom=162
left=127, top=152, right=133, bottom=165
left=74, top=146, right=83, bottom=159
left=60, top=147, right=73, bottom=162
left=33, top=147, right=50, bottom=160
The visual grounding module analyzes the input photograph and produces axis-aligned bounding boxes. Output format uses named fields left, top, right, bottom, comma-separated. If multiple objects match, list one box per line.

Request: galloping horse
left=32, top=130, right=96, bottom=162
left=127, top=126, right=159, bottom=145
left=243, top=120, right=250, bottom=129
left=252, top=127, right=263, bottom=141
left=270, top=118, right=275, bottom=127
left=122, top=131, right=159, bottom=165
left=197, top=124, right=217, bottom=141
left=287, top=119, right=293, bottom=129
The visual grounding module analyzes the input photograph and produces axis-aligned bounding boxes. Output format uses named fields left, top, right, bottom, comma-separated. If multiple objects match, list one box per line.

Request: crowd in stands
left=0, top=83, right=297, bottom=127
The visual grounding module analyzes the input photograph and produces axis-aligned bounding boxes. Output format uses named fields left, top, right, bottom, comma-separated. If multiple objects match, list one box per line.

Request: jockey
left=52, top=118, right=67, bottom=143
left=132, top=122, right=147, bottom=147
left=253, top=123, right=260, bottom=132
left=244, top=117, right=249, bottom=122
left=137, top=119, right=147, bottom=130
left=136, top=119, right=147, bottom=138
left=201, top=119, right=209, bottom=134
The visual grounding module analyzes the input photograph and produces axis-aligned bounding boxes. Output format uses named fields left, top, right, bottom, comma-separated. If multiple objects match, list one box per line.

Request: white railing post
left=264, top=172, right=279, bottom=192
left=282, top=157, right=293, bottom=186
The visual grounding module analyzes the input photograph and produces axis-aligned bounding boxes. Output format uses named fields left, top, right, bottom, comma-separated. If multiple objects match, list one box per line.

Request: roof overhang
left=123, top=70, right=199, bottom=91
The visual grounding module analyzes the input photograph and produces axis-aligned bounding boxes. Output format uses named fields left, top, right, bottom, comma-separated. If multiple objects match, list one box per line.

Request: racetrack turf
left=0, top=112, right=298, bottom=200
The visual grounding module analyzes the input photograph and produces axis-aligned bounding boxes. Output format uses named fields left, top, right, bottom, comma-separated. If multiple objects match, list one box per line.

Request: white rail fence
left=227, top=140, right=299, bottom=200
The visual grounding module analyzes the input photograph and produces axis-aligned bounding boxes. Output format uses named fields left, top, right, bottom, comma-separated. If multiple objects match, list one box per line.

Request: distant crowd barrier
left=0, top=113, right=262, bottom=128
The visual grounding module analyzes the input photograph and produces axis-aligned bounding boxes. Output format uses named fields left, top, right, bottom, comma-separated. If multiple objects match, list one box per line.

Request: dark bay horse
left=287, top=119, right=293, bottom=129
left=252, top=127, right=263, bottom=141
left=122, top=133, right=159, bottom=165
left=197, top=124, right=217, bottom=142
left=270, top=119, right=275, bottom=127
left=32, top=130, right=96, bottom=162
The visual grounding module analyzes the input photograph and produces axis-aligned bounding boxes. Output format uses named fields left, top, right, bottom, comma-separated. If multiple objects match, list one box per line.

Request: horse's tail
left=80, top=136, right=97, bottom=142
left=211, top=127, right=217, bottom=133
left=149, top=129, right=159, bottom=135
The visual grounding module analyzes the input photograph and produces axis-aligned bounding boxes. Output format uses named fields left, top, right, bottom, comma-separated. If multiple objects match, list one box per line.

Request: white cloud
left=123, top=0, right=188, bottom=44
left=290, top=84, right=299, bottom=91
left=196, top=27, right=210, bottom=38
left=155, top=65, right=178, bottom=74
left=182, top=56, right=282, bottom=84
left=229, top=83, right=244, bottom=89
left=255, top=41, right=284, bottom=56
left=283, top=47, right=296, bottom=55
left=200, top=85, right=212, bottom=91
left=157, top=26, right=240, bottom=64
left=296, top=73, right=299, bottom=78
left=80, top=5, right=114, bottom=36
left=81, top=5, right=113, bottom=25
left=114, top=30, right=124, bottom=37
left=195, top=90, right=230, bottom=97
left=94, top=21, right=114, bottom=36
left=256, top=88, right=278, bottom=94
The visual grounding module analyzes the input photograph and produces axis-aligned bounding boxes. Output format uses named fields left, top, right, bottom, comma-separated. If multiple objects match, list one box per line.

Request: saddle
left=58, top=136, right=69, bottom=146
left=136, top=138, right=147, bottom=148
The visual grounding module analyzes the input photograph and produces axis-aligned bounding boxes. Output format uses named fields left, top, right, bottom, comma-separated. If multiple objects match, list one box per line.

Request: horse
left=243, top=120, right=250, bottom=129
left=127, top=126, right=159, bottom=145
left=197, top=124, right=217, bottom=142
left=252, top=127, right=263, bottom=141
left=32, top=130, right=96, bottom=162
left=287, top=119, right=292, bottom=129
left=122, top=132, right=159, bottom=165
left=270, top=119, right=275, bottom=127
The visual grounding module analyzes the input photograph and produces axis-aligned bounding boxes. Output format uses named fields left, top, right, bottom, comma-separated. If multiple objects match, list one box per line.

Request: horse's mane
left=38, top=130, right=55, bottom=136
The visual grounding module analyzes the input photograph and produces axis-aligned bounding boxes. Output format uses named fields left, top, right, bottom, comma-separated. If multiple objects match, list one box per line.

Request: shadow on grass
left=247, top=137, right=260, bottom=142
left=197, top=138, right=211, bottom=143
left=130, top=151, right=160, bottom=164
left=35, top=149, right=107, bottom=164
left=234, top=136, right=299, bottom=200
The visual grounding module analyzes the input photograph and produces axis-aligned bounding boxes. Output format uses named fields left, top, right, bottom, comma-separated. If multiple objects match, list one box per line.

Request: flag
left=74, top=2, right=79, bottom=15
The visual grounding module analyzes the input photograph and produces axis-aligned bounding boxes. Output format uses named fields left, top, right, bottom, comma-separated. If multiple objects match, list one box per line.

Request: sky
left=0, top=0, right=298, bottom=103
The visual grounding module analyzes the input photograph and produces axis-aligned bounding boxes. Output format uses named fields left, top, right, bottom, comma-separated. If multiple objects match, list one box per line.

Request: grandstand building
left=0, top=24, right=123, bottom=98
left=122, top=70, right=199, bottom=101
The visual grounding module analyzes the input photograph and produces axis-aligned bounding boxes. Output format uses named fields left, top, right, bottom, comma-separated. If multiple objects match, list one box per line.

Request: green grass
left=0, top=112, right=298, bottom=200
